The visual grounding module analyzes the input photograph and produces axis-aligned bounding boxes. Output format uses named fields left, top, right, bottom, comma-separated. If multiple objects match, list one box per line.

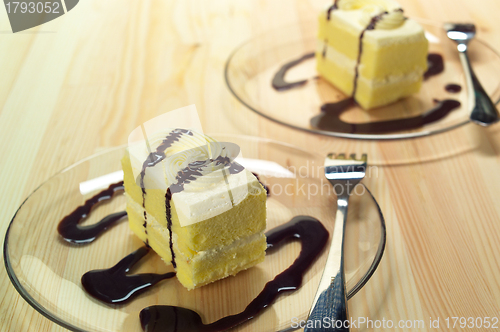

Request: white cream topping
left=337, top=0, right=405, bottom=30
left=172, top=169, right=260, bottom=227
left=327, top=9, right=426, bottom=47
left=128, top=128, right=260, bottom=227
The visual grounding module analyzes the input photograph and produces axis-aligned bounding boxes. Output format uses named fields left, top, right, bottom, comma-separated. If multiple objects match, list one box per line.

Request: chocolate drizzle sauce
left=353, top=12, right=388, bottom=97
left=57, top=159, right=326, bottom=330
left=252, top=173, right=270, bottom=197
left=139, top=216, right=328, bottom=332
left=168, top=156, right=244, bottom=195
left=322, top=38, right=328, bottom=58
left=326, top=0, right=339, bottom=20
left=165, top=189, right=177, bottom=268
left=271, top=52, right=315, bottom=91
left=424, top=53, right=445, bottom=79
left=271, top=51, right=455, bottom=134
left=57, top=182, right=126, bottom=244
left=81, top=246, right=176, bottom=304
left=268, top=4, right=459, bottom=135
left=272, top=52, right=445, bottom=92
left=445, top=83, right=462, bottom=93
left=139, top=129, right=194, bottom=245
left=311, top=98, right=461, bottom=133
left=164, top=155, right=245, bottom=268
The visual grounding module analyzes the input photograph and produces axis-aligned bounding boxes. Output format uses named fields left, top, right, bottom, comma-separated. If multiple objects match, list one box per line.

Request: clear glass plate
left=224, top=19, right=500, bottom=140
left=4, top=134, right=385, bottom=332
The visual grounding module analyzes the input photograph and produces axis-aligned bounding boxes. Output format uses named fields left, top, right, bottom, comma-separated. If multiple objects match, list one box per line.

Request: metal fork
left=444, top=23, right=499, bottom=126
left=305, top=153, right=367, bottom=332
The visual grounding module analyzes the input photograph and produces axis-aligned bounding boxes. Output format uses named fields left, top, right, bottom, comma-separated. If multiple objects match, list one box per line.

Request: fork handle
left=458, top=49, right=499, bottom=126
left=305, top=193, right=349, bottom=332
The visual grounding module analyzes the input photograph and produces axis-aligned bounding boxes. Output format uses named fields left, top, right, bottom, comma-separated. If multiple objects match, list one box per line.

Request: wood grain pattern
left=1, top=0, right=500, bottom=331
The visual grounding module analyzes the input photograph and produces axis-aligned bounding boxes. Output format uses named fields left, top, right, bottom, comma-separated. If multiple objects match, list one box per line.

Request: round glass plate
left=4, top=134, right=385, bottom=332
left=225, top=19, right=500, bottom=140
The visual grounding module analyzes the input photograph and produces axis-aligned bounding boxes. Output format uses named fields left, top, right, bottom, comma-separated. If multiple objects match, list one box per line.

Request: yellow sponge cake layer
left=316, top=0, right=428, bottom=109
left=126, top=196, right=267, bottom=289
left=122, top=129, right=267, bottom=290
left=175, top=234, right=266, bottom=290
left=317, top=53, right=423, bottom=109
left=360, top=37, right=428, bottom=79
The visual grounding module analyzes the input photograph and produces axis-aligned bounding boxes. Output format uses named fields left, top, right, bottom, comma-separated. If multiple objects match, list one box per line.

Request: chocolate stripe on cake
left=164, top=154, right=244, bottom=268
left=352, top=11, right=389, bottom=98
left=168, top=156, right=244, bottom=195
left=326, top=0, right=340, bottom=20
left=139, top=129, right=193, bottom=245
left=324, top=0, right=340, bottom=82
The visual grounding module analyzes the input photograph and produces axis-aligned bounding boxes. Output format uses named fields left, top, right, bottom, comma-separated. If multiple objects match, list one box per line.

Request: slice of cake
left=317, top=0, right=428, bottom=109
left=121, top=129, right=267, bottom=290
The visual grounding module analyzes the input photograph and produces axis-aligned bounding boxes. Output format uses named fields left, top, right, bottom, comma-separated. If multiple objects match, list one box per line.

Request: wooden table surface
left=1, top=0, right=500, bottom=331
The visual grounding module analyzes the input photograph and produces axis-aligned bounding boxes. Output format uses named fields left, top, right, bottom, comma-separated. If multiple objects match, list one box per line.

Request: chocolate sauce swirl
left=79, top=216, right=328, bottom=325
left=270, top=51, right=455, bottom=134
left=139, top=216, right=328, bottom=332
left=424, top=53, right=444, bottom=79
left=271, top=52, right=445, bottom=93
left=271, top=52, right=315, bottom=91
left=58, top=161, right=326, bottom=330
left=311, top=99, right=461, bottom=133
left=81, top=247, right=175, bottom=304
left=57, top=182, right=126, bottom=244
left=445, top=83, right=462, bottom=93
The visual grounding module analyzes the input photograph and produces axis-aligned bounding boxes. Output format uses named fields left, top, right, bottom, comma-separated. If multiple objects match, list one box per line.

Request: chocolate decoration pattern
left=81, top=247, right=176, bottom=304
left=353, top=11, right=390, bottom=96
left=271, top=47, right=457, bottom=133
left=271, top=52, right=315, bottom=91
left=445, top=83, right=462, bottom=93
left=57, top=132, right=327, bottom=331
left=164, top=154, right=245, bottom=268
left=139, top=216, right=328, bottom=332
left=424, top=53, right=445, bottom=79
left=57, top=181, right=126, bottom=244
left=139, top=129, right=194, bottom=246
left=80, top=216, right=328, bottom=326
left=311, top=98, right=461, bottom=133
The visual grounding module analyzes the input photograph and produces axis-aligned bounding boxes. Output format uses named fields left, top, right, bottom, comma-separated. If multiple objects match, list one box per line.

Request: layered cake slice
left=121, top=129, right=267, bottom=290
left=317, top=0, right=428, bottom=109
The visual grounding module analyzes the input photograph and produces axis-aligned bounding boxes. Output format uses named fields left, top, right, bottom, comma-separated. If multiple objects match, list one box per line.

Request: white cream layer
left=127, top=129, right=259, bottom=227
left=328, top=9, right=426, bottom=46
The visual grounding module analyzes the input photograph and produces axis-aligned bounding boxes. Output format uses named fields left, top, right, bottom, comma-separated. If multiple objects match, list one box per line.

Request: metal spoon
left=444, top=23, right=499, bottom=126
